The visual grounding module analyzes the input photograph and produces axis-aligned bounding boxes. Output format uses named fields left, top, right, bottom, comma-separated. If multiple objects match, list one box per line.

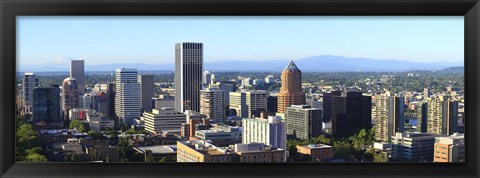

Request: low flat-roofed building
left=193, top=124, right=242, bottom=146
left=134, top=145, right=177, bottom=161
left=176, top=140, right=286, bottom=163
left=391, top=132, right=441, bottom=162
left=296, top=144, right=334, bottom=162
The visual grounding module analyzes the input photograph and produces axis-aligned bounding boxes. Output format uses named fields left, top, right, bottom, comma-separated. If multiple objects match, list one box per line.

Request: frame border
left=1, top=0, right=479, bottom=178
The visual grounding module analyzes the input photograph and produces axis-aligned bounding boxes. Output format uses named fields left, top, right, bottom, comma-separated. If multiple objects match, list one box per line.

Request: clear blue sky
left=17, top=16, right=463, bottom=66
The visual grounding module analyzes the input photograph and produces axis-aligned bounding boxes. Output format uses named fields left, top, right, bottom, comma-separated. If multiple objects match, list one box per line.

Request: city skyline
left=17, top=16, right=463, bottom=68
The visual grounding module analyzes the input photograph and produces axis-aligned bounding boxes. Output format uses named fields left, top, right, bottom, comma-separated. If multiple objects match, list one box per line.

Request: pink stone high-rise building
left=62, top=77, right=79, bottom=122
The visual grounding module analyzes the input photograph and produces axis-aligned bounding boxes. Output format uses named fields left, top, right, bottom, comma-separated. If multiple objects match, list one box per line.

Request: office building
left=278, top=60, right=305, bottom=113
left=229, top=90, right=267, bottom=118
left=427, top=95, right=458, bottom=135
left=70, top=60, right=85, bottom=95
left=86, top=110, right=114, bottom=132
left=92, top=92, right=109, bottom=115
left=296, top=144, right=334, bottom=162
left=322, top=91, right=342, bottom=123
left=330, top=91, right=372, bottom=138
left=175, top=42, right=203, bottom=113
left=138, top=75, right=155, bottom=112
left=32, top=85, right=61, bottom=125
left=391, top=132, right=437, bottom=162
left=374, top=92, right=405, bottom=142
left=22, top=73, right=39, bottom=114
left=115, top=68, right=141, bottom=125
left=62, top=77, right=79, bottom=123
left=185, top=110, right=209, bottom=140
left=434, top=133, right=464, bottom=163
left=143, top=108, right=186, bottom=134
left=267, top=94, right=278, bottom=114
left=285, top=105, right=322, bottom=140
left=242, top=116, right=286, bottom=150
left=200, top=88, right=228, bottom=123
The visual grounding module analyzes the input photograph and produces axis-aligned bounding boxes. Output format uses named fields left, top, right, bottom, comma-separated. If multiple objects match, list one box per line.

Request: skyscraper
left=200, top=88, right=228, bottom=123
left=285, top=105, right=322, bottom=140
left=374, top=92, right=405, bottom=142
left=61, top=77, right=79, bottom=123
left=278, top=60, right=305, bottom=113
left=70, top=60, right=85, bottom=95
left=33, top=85, right=61, bottom=125
left=416, top=101, right=428, bottom=133
left=330, top=91, right=372, bottom=138
left=115, top=68, right=141, bottom=125
left=22, top=73, right=39, bottom=115
left=427, top=95, right=458, bottom=135
left=322, top=90, right=342, bottom=123
left=138, top=74, right=155, bottom=112
left=175, top=42, right=203, bottom=113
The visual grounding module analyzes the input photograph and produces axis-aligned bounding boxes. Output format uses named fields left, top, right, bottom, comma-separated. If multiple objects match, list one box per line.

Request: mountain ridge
left=19, top=55, right=463, bottom=72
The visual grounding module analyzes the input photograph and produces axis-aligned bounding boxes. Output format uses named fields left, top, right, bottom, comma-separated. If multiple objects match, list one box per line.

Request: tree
left=16, top=124, right=40, bottom=161
left=70, top=120, right=88, bottom=133
left=145, top=155, right=156, bottom=163
left=26, top=153, right=48, bottom=162
left=88, top=130, right=104, bottom=140
left=374, top=152, right=389, bottom=162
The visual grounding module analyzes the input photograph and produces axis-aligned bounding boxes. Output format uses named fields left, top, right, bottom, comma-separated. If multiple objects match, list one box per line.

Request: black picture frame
left=1, top=0, right=479, bottom=177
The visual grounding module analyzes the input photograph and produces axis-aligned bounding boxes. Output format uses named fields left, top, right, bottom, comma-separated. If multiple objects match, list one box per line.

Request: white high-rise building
left=203, top=71, right=212, bottom=88
left=200, top=88, right=228, bottom=123
left=175, top=42, right=203, bottom=113
left=115, top=68, right=141, bottom=125
left=71, top=60, right=85, bottom=95
left=22, top=73, right=39, bottom=114
left=242, top=116, right=286, bottom=150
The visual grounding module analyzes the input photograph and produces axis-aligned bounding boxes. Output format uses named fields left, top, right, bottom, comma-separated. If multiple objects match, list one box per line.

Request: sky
left=17, top=16, right=464, bottom=66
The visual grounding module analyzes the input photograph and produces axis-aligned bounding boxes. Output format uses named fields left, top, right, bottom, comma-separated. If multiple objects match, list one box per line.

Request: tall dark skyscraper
left=70, top=60, right=85, bottom=95
left=322, top=90, right=342, bottom=123
left=175, top=42, right=203, bottom=113
left=107, top=82, right=116, bottom=119
left=330, top=91, right=372, bottom=138
left=138, top=74, right=155, bottom=112
left=33, top=85, right=61, bottom=125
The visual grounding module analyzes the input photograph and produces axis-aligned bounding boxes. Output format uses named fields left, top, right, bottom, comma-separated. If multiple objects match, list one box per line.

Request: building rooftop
left=284, top=60, right=301, bottom=72
left=298, top=144, right=333, bottom=149
left=134, top=145, right=177, bottom=154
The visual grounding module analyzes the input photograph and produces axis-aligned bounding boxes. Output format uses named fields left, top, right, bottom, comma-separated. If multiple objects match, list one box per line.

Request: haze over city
left=17, top=16, right=463, bottom=72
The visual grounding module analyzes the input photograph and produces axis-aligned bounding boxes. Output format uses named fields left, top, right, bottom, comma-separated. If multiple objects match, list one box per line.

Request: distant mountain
left=437, top=66, right=464, bottom=73
left=18, top=55, right=463, bottom=72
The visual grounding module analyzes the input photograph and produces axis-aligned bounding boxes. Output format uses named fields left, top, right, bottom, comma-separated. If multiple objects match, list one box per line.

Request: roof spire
left=284, top=60, right=300, bottom=71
